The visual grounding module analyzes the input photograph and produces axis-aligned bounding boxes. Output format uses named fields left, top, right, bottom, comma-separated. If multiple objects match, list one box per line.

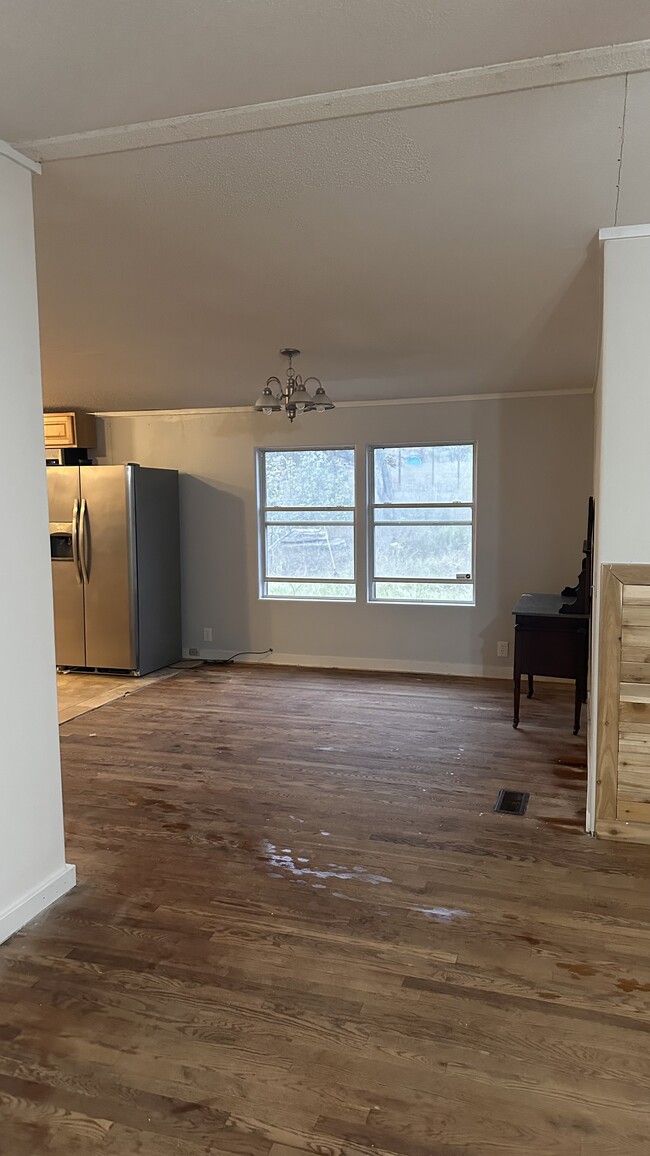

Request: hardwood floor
left=3, top=665, right=650, bottom=1153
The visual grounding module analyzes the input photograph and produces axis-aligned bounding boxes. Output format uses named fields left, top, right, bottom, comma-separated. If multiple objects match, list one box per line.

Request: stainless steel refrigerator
left=48, top=465, right=181, bottom=675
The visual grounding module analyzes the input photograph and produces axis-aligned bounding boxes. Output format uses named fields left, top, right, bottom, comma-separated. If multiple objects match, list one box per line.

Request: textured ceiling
left=3, top=2, right=650, bottom=410
left=1, top=0, right=650, bottom=140
left=35, top=75, right=631, bottom=411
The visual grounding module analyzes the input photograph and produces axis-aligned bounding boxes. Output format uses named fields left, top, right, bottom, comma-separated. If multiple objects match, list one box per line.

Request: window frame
left=367, top=441, right=477, bottom=606
left=256, top=445, right=357, bottom=602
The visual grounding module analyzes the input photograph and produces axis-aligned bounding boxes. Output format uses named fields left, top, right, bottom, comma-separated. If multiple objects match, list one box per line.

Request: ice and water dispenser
left=50, top=521, right=75, bottom=562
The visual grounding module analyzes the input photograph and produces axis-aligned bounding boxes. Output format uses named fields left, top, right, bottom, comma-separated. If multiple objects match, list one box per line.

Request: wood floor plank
left=5, top=665, right=650, bottom=1153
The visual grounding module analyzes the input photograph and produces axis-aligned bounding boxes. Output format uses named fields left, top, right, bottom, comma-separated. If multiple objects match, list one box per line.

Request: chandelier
left=254, top=348, right=335, bottom=422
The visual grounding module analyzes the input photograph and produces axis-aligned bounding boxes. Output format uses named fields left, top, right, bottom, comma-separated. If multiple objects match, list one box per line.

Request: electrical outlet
left=497, top=641, right=509, bottom=658
left=203, top=627, right=213, bottom=642
left=189, top=647, right=199, bottom=656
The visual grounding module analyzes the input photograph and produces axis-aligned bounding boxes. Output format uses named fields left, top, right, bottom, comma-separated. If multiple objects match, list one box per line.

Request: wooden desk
left=512, top=594, right=589, bottom=735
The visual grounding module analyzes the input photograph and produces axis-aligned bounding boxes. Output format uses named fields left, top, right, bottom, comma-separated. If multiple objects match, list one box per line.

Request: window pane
left=374, top=582, right=474, bottom=603
left=374, top=524, right=472, bottom=579
left=266, top=509, right=353, bottom=523
left=266, top=581, right=355, bottom=600
left=375, top=506, right=472, bottom=523
left=264, top=449, right=355, bottom=508
left=373, top=445, right=473, bottom=504
left=266, top=525, right=354, bottom=579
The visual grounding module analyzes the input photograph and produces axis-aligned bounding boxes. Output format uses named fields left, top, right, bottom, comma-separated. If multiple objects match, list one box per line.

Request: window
left=258, top=448, right=355, bottom=600
left=368, top=443, right=475, bottom=604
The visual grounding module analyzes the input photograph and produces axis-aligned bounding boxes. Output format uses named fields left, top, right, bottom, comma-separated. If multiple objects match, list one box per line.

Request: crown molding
left=0, top=139, right=41, bottom=174
left=94, top=387, right=593, bottom=419
left=15, top=40, right=650, bottom=163
left=600, top=223, right=650, bottom=241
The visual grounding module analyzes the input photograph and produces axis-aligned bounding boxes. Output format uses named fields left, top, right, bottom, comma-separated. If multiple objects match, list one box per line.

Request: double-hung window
left=258, top=448, right=356, bottom=600
left=369, top=443, right=475, bottom=604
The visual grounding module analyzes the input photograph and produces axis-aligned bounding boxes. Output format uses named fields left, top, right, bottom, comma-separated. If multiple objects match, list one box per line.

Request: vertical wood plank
left=595, top=564, right=623, bottom=821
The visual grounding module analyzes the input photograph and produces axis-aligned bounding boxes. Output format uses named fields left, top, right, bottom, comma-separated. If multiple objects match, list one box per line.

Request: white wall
left=0, top=150, right=74, bottom=943
left=588, top=229, right=650, bottom=828
left=595, top=235, right=650, bottom=563
left=101, top=391, right=593, bottom=676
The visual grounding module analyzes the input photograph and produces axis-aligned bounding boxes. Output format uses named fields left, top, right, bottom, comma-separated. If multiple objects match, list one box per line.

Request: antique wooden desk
left=512, top=594, right=590, bottom=735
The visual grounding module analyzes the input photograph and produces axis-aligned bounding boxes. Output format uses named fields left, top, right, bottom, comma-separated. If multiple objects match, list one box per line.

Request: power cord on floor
left=205, top=648, right=273, bottom=666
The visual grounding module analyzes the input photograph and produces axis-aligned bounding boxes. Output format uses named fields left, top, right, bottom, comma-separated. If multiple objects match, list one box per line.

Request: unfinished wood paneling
left=596, top=564, right=650, bottom=838
left=621, top=625, right=650, bottom=665
left=619, top=733, right=650, bottom=755
left=620, top=660, right=650, bottom=683
left=623, top=581, right=650, bottom=602
left=622, top=605, right=650, bottom=628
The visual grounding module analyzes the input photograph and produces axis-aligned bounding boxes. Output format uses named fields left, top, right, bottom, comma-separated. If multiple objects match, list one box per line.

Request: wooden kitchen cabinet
left=44, top=411, right=96, bottom=448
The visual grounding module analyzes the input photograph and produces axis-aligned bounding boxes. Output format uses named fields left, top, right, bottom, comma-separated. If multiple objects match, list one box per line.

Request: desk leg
left=527, top=674, right=534, bottom=698
left=573, top=680, right=582, bottom=736
left=574, top=627, right=588, bottom=734
left=513, top=626, right=521, bottom=728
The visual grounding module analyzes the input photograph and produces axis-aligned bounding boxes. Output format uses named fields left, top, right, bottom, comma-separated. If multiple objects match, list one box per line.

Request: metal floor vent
left=494, top=789, right=529, bottom=816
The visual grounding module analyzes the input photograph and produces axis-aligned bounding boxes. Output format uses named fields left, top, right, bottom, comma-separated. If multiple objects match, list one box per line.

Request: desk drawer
left=514, top=623, right=586, bottom=679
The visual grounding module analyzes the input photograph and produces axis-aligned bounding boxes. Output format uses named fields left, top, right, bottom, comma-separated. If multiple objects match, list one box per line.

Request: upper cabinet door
left=44, top=412, right=76, bottom=447
left=44, top=411, right=97, bottom=448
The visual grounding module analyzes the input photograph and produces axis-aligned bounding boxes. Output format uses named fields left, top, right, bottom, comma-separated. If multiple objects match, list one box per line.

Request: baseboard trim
left=184, top=647, right=513, bottom=679
left=0, top=863, right=76, bottom=946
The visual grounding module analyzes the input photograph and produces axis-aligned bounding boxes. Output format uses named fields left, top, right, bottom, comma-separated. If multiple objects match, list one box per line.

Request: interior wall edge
left=0, top=138, right=40, bottom=174
left=0, top=864, right=76, bottom=947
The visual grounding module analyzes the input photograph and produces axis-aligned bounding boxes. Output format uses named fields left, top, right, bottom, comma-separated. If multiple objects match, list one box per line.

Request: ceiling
left=3, top=1, right=650, bottom=410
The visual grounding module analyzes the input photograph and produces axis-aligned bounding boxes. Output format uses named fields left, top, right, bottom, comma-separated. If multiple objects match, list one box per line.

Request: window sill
left=259, top=595, right=356, bottom=604
left=368, top=599, right=476, bottom=608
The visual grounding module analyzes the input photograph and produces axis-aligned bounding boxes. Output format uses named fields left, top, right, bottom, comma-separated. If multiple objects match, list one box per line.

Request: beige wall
left=0, top=151, right=74, bottom=942
left=101, top=391, right=593, bottom=677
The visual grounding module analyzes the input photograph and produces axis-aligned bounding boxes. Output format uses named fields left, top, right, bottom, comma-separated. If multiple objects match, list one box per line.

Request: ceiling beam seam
left=13, top=39, right=650, bottom=163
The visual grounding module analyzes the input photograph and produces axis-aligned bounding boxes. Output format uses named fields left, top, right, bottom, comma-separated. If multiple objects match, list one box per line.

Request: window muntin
left=369, top=444, right=475, bottom=604
left=259, top=448, right=355, bottom=600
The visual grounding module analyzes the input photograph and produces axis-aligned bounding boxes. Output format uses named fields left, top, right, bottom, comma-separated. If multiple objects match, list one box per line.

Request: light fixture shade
left=290, top=380, right=314, bottom=413
left=255, top=386, right=281, bottom=412
left=254, top=349, right=332, bottom=419
left=313, top=385, right=334, bottom=411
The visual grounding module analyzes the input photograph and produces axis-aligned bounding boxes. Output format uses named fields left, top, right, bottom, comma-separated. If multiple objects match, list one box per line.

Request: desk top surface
left=512, top=593, right=589, bottom=619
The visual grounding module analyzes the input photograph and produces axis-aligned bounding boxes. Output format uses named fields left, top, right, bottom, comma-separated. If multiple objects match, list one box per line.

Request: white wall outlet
left=189, top=647, right=199, bottom=656
left=497, top=641, right=509, bottom=658
left=203, top=627, right=213, bottom=642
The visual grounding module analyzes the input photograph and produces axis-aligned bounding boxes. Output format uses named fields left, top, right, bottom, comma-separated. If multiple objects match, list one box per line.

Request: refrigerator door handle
left=71, top=497, right=82, bottom=584
left=79, top=497, right=90, bottom=584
